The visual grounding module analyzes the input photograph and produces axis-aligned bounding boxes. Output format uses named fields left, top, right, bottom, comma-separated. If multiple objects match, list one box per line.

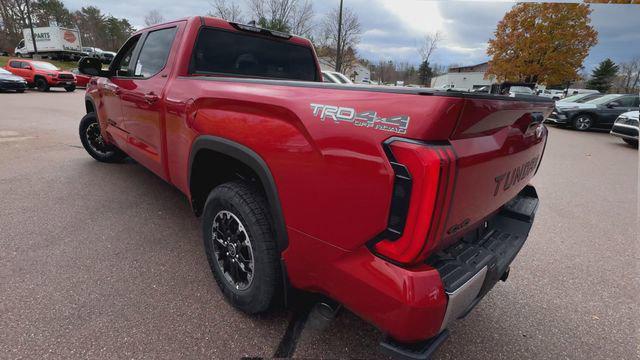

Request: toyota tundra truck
left=77, top=17, right=551, bottom=359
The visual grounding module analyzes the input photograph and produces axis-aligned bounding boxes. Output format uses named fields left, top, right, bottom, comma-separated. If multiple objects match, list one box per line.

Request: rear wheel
left=79, top=113, right=126, bottom=163
left=35, top=77, right=49, bottom=92
left=623, top=138, right=638, bottom=147
left=202, top=181, right=281, bottom=314
left=16, top=89, right=25, bottom=93
left=573, top=114, right=593, bottom=131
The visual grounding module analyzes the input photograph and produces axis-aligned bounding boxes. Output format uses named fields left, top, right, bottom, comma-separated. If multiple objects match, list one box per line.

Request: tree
left=418, top=60, right=433, bottom=86
left=31, top=0, right=74, bottom=27
left=486, top=3, right=598, bottom=85
left=587, top=58, right=619, bottom=93
left=209, top=0, right=243, bottom=22
left=317, top=5, right=361, bottom=73
left=144, top=9, right=164, bottom=27
left=418, top=31, right=442, bottom=66
left=615, top=57, right=640, bottom=93
left=247, top=0, right=314, bottom=37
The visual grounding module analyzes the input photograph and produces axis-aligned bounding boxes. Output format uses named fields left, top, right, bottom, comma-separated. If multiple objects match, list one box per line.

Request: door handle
left=104, top=83, right=121, bottom=94
left=144, top=92, right=159, bottom=104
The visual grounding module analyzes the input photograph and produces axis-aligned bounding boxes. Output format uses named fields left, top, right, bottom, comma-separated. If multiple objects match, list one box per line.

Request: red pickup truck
left=5, top=58, right=76, bottom=92
left=77, top=17, right=551, bottom=359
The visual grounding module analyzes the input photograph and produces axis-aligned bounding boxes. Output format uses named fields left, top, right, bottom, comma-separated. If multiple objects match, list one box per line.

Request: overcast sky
left=62, top=0, right=640, bottom=71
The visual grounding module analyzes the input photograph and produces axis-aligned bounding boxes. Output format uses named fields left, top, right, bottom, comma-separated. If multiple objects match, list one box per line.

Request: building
left=318, top=57, right=371, bottom=84
left=430, top=62, right=497, bottom=91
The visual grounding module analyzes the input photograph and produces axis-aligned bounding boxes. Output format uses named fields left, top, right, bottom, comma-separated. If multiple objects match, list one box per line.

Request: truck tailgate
left=440, top=97, right=551, bottom=249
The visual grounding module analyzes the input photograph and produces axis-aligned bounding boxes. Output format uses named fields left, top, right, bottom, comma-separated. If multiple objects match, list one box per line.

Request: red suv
left=5, top=59, right=76, bottom=92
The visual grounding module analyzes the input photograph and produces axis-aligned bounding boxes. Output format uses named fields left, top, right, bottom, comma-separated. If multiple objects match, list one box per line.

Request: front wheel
left=79, top=113, right=126, bottom=163
left=623, top=138, right=638, bottom=147
left=202, top=181, right=282, bottom=314
left=35, top=78, right=49, bottom=92
left=65, top=85, right=76, bottom=92
left=573, top=114, right=593, bottom=131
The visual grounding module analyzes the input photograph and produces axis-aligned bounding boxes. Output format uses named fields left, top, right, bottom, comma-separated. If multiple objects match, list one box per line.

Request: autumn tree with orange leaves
left=486, top=3, right=598, bottom=85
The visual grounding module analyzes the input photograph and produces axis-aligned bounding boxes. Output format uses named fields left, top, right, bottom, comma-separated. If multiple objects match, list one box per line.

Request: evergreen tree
left=587, top=58, right=619, bottom=93
left=418, top=60, right=433, bottom=86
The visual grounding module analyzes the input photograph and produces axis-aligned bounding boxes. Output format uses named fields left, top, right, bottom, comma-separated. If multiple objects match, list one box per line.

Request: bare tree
left=209, top=0, right=243, bottom=22
left=616, top=57, right=640, bottom=93
left=418, top=31, right=442, bottom=65
left=318, top=5, right=361, bottom=73
left=144, top=9, right=164, bottom=27
left=247, top=0, right=314, bottom=37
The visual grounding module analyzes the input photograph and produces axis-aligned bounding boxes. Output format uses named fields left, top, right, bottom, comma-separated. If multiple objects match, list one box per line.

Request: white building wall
left=431, top=72, right=496, bottom=91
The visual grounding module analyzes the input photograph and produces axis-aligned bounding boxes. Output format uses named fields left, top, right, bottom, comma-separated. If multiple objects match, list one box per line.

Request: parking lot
left=0, top=90, right=637, bottom=359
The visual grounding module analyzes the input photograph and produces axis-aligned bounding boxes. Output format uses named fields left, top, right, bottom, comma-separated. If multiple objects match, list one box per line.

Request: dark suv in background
left=546, top=94, right=640, bottom=131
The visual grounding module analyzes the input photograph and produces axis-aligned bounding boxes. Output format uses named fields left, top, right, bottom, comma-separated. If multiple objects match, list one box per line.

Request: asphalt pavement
left=0, top=90, right=637, bottom=359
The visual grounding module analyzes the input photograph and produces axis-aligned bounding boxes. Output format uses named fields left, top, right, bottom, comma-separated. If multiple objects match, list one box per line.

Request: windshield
left=332, top=72, right=351, bottom=84
left=586, top=94, right=620, bottom=105
left=32, top=62, right=60, bottom=71
left=0, top=68, right=11, bottom=75
left=562, top=93, right=602, bottom=103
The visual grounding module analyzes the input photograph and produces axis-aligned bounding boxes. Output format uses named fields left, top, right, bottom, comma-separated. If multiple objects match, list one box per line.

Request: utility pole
left=335, top=0, right=343, bottom=72
left=25, top=0, right=38, bottom=57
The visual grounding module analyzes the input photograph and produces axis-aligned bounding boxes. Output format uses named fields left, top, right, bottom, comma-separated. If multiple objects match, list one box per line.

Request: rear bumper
left=374, top=186, right=538, bottom=357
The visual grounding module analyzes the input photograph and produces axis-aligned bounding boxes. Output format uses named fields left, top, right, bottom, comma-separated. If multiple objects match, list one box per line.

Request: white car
left=321, top=71, right=352, bottom=84
left=610, top=110, right=639, bottom=147
left=538, top=89, right=565, bottom=100
left=509, top=86, right=535, bottom=97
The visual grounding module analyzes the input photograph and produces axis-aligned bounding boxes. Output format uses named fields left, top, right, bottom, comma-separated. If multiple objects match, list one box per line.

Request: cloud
left=61, top=0, right=640, bottom=71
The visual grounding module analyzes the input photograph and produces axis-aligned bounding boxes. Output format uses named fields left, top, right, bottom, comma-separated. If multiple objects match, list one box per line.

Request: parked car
left=99, top=51, right=116, bottom=64
left=610, top=110, right=638, bottom=147
left=557, top=92, right=602, bottom=104
left=538, top=89, right=565, bottom=100
left=76, top=16, right=552, bottom=359
left=5, top=58, right=76, bottom=92
left=546, top=94, right=640, bottom=131
left=82, top=47, right=104, bottom=59
left=0, top=50, right=9, bottom=56
left=321, top=70, right=352, bottom=84
left=0, top=67, right=28, bottom=92
left=567, top=88, right=600, bottom=96
left=70, top=68, right=91, bottom=87
left=509, top=86, right=535, bottom=97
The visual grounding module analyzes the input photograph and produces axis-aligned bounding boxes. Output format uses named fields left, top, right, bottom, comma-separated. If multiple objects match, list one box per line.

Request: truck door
left=97, top=35, right=142, bottom=153
left=119, top=25, right=181, bottom=180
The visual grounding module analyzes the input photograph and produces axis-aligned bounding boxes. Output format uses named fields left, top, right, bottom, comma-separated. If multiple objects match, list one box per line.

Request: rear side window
left=191, top=28, right=318, bottom=81
left=134, top=27, right=177, bottom=78
left=9, top=61, right=22, bottom=68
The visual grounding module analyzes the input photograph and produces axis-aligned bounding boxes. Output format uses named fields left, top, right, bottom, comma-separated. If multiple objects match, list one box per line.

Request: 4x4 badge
left=310, top=103, right=410, bottom=135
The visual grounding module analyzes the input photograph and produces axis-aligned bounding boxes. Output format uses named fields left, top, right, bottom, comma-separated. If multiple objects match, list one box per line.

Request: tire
left=35, top=77, right=49, bottom=92
left=16, top=53, right=23, bottom=58
left=65, top=85, right=76, bottom=92
left=623, top=138, right=639, bottom=147
left=78, top=112, right=127, bottom=163
left=16, top=89, right=25, bottom=93
left=202, top=181, right=281, bottom=314
left=572, top=114, right=593, bottom=131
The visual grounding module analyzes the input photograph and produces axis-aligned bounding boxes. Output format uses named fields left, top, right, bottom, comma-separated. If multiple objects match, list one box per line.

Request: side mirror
left=78, top=57, right=109, bottom=77
left=607, top=101, right=620, bottom=108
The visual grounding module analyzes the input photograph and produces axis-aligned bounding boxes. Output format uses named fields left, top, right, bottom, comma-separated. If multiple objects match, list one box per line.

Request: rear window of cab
left=190, top=27, right=318, bottom=82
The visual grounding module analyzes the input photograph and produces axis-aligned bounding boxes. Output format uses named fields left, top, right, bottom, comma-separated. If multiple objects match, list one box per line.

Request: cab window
left=110, top=35, right=141, bottom=77
left=134, top=27, right=177, bottom=78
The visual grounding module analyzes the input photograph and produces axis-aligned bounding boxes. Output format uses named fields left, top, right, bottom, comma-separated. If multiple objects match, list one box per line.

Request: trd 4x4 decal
left=310, top=103, right=410, bottom=134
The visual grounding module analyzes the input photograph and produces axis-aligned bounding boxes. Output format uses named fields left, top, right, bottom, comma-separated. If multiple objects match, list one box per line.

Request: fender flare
left=189, top=135, right=289, bottom=252
left=85, top=95, right=97, bottom=114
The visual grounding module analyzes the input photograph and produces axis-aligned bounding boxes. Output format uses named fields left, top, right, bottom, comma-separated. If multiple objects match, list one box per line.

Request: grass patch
left=0, top=56, right=78, bottom=70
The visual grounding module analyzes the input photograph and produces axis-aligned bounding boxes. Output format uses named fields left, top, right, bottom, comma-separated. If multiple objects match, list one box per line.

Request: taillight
left=371, top=139, right=456, bottom=265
